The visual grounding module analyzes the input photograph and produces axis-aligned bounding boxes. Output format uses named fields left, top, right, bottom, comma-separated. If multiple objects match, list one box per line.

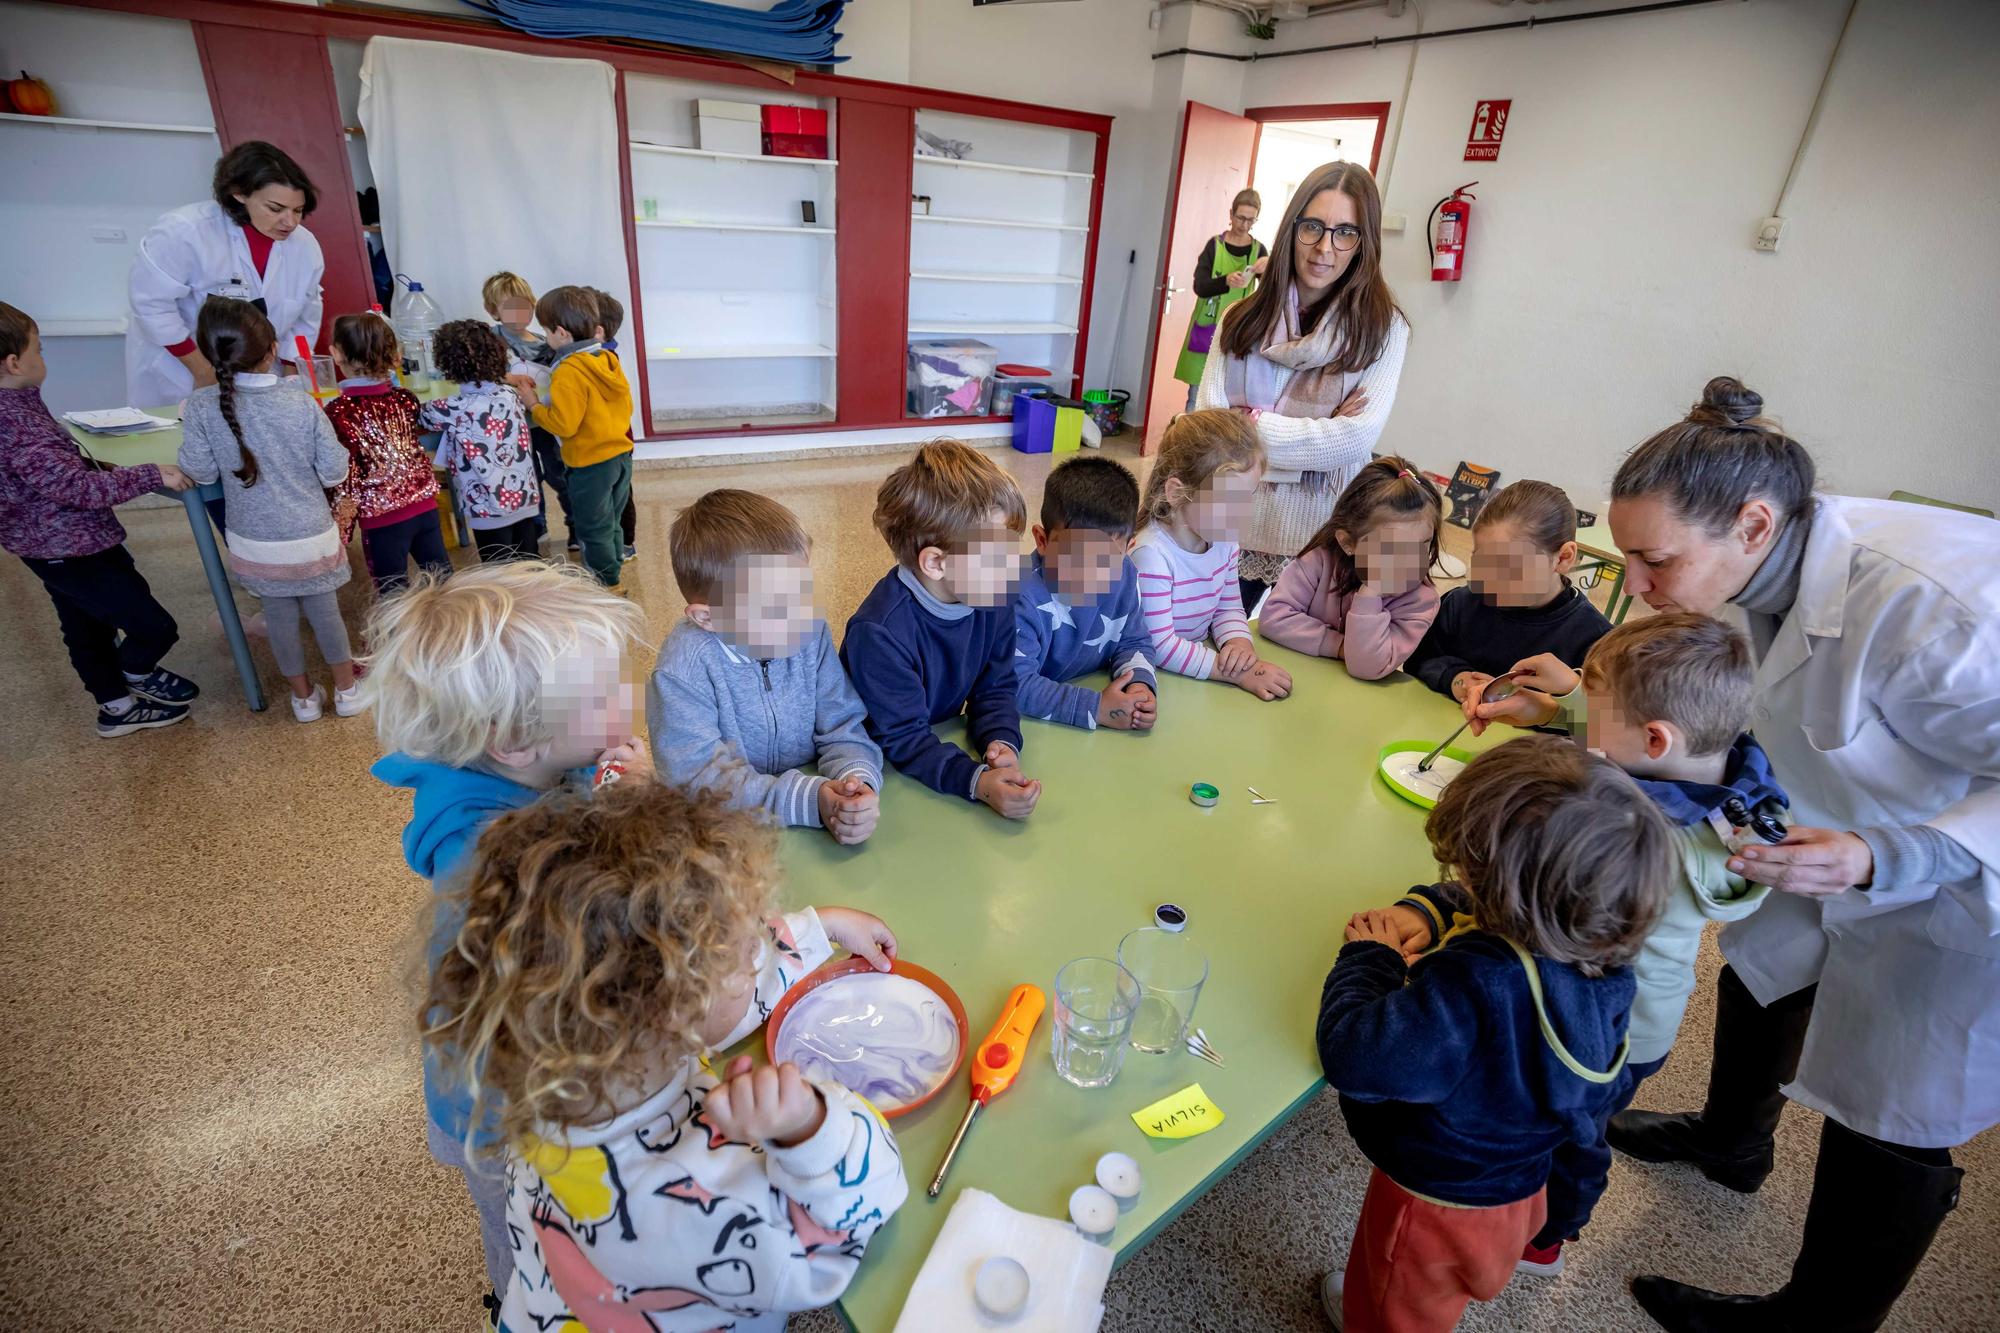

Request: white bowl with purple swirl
left=766, top=958, right=968, bottom=1116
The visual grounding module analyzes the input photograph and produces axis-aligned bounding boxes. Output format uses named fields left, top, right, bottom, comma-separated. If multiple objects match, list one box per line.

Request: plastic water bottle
left=390, top=274, right=445, bottom=387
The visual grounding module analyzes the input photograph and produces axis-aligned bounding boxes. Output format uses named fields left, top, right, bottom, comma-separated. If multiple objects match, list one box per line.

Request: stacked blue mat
left=465, top=0, right=848, bottom=64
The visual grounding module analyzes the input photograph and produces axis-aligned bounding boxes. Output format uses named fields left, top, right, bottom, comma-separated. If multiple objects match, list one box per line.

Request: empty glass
left=1119, top=927, right=1209, bottom=1054
left=1051, top=957, right=1141, bottom=1089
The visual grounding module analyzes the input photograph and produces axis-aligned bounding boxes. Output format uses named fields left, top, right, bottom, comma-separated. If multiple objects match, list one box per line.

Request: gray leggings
left=262, top=591, right=352, bottom=677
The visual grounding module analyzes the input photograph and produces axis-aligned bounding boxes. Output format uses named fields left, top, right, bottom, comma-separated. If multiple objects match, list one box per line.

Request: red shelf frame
left=54, top=0, right=1113, bottom=447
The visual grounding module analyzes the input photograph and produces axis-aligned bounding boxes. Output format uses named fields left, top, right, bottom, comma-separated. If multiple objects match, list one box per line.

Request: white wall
left=1226, top=0, right=2000, bottom=510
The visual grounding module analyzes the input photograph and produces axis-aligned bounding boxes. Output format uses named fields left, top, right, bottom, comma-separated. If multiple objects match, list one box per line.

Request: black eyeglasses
left=1294, top=218, right=1363, bottom=252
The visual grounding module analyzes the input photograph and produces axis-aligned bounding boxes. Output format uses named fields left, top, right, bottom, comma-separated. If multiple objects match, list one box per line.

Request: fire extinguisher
left=1428, top=182, right=1478, bottom=283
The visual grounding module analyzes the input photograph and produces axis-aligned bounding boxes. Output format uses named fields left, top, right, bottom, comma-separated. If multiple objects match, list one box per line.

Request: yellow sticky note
left=1132, top=1083, right=1225, bottom=1139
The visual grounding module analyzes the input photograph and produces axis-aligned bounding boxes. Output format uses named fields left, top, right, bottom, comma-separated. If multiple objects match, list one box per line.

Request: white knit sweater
left=1196, top=311, right=1410, bottom=565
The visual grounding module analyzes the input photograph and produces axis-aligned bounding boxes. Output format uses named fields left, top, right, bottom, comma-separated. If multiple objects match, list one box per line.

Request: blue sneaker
left=97, top=697, right=189, bottom=738
left=124, top=667, right=200, bottom=705
left=621, top=543, right=637, bottom=562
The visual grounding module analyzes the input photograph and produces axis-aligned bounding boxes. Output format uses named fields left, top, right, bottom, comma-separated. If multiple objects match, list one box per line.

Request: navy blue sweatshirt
left=1405, top=579, right=1610, bottom=699
left=1318, top=881, right=1636, bottom=1207
left=841, top=567, right=1025, bottom=800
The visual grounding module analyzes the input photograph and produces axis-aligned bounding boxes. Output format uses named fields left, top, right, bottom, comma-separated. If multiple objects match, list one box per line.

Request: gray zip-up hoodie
left=647, top=619, right=883, bottom=828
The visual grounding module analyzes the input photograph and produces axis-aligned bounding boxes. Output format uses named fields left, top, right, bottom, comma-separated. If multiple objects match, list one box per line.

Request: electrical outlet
left=1382, top=211, right=1408, bottom=234
left=1754, top=216, right=1786, bottom=252
left=90, top=226, right=126, bottom=242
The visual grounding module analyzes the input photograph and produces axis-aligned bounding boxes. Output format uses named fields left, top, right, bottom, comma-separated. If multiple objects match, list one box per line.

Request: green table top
left=63, top=379, right=458, bottom=472
left=774, top=634, right=1505, bottom=1331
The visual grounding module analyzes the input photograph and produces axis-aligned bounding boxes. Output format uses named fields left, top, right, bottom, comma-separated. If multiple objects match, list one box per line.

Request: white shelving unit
left=906, top=109, right=1096, bottom=419
left=626, top=73, right=838, bottom=434
left=0, top=1, right=220, bottom=414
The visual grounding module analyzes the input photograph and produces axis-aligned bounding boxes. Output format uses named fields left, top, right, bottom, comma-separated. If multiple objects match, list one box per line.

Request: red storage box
left=762, top=106, right=829, bottom=159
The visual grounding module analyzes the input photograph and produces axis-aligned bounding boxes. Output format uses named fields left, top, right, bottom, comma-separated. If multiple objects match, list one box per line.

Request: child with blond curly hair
left=425, top=779, right=907, bottom=1333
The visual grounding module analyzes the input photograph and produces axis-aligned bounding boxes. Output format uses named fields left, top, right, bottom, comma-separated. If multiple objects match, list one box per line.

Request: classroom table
left=773, top=635, right=1506, bottom=1331
left=64, top=379, right=460, bottom=711
left=1572, top=520, right=1635, bottom=623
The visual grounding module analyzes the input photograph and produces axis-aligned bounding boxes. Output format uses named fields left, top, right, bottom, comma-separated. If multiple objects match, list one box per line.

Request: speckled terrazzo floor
left=0, top=440, right=1993, bottom=1332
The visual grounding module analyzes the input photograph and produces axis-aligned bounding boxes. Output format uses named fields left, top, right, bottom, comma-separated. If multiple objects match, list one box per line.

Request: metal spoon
left=1417, top=671, right=1523, bottom=772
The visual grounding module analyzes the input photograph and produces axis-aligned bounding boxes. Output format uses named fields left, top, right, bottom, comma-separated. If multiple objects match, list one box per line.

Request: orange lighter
left=927, top=983, right=1046, bottom=1198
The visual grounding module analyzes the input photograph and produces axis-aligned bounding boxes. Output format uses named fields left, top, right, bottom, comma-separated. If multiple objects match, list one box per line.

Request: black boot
left=1606, top=965, right=1813, bottom=1192
left=1631, top=1118, right=1963, bottom=1333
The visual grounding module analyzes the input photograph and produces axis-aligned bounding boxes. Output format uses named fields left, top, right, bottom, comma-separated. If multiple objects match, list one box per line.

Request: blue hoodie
left=372, top=753, right=545, bottom=1140
left=1319, top=880, right=1636, bottom=1208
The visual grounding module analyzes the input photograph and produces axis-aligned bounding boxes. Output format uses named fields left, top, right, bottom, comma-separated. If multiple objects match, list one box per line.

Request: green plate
left=1377, top=738, right=1474, bottom=810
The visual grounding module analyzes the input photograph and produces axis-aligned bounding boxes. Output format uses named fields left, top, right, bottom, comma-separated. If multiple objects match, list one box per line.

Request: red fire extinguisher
left=1428, top=182, right=1478, bottom=283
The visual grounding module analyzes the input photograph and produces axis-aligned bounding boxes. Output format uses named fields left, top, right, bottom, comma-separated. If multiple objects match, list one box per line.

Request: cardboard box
left=696, top=98, right=763, bottom=156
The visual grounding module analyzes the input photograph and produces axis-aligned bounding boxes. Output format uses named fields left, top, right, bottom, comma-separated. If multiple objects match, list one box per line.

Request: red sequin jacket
left=323, top=382, right=437, bottom=530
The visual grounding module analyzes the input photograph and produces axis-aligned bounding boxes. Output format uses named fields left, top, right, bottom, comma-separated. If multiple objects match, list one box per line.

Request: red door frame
left=1244, top=101, right=1392, bottom=177
left=55, top=0, right=1112, bottom=443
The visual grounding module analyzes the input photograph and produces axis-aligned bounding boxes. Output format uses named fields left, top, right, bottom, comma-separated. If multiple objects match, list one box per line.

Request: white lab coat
left=124, top=200, right=325, bottom=408
left=1720, top=495, right=2000, bottom=1148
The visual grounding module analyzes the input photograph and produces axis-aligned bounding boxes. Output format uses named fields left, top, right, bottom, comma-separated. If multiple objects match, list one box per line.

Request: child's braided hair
left=195, top=297, right=277, bottom=487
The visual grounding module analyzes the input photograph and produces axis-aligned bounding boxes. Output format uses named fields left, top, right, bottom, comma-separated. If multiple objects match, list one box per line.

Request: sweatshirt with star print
left=1012, top=552, right=1157, bottom=730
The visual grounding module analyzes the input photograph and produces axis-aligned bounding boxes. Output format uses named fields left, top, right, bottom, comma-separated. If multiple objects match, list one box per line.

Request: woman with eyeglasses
left=1195, top=161, right=1407, bottom=613
left=1173, top=188, right=1267, bottom=412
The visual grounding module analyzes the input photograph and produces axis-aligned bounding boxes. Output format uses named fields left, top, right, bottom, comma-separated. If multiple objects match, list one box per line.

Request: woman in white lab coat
left=125, top=141, right=325, bottom=408
left=1484, top=377, right=1997, bottom=1332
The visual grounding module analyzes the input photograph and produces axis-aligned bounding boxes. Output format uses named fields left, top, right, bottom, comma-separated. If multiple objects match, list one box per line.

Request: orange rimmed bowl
left=765, top=957, right=969, bottom=1118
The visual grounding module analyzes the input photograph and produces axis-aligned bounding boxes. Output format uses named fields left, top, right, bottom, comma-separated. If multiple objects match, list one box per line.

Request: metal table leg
left=183, top=482, right=265, bottom=711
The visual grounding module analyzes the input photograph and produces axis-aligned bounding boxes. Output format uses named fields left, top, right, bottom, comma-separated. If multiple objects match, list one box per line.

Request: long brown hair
left=1297, top=454, right=1441, bottom=595
left=195, top=296, right=277, bottom=487
left=1218, top=160, right=1398, bottom=370
left=1426, top=735, right=1671, bottom=977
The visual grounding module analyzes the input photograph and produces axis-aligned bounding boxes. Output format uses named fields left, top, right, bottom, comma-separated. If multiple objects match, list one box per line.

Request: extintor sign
left=1465, top=100, right=1511, bottom=161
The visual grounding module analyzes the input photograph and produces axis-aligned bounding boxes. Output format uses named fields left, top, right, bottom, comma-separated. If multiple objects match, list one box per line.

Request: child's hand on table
left=817, top=906, right=897, bottom=970
left=977, top=766, right=1041, bottom=820
left=707, top=1054, right=827, bottom=1147
left=1347, top=906, right=1433, bottom=963
left=1097, top=671, right=1157, bottom=731
left=1344, top=911, right=1411, bottom=956
left=1215, top=637, right=1258, bottom=678
left=817, top=777, right=880, bottom=845
left=1217, top=654, right=1293, bottom=701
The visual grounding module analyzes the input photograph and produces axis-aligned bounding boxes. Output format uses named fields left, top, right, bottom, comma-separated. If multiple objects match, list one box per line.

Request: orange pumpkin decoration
left=6, top=71, right=58, bottom=117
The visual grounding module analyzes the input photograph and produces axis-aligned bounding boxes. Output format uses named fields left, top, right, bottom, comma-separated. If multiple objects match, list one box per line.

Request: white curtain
left=358, top=36, right=639, bottom=430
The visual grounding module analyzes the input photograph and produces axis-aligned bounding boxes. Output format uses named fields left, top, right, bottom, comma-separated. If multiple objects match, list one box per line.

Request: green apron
left=1175, top=234, right=1264, bottom=386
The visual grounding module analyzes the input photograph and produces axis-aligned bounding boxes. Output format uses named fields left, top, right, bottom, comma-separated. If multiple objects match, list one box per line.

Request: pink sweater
left=1259, top=546, right=1440, bottom=679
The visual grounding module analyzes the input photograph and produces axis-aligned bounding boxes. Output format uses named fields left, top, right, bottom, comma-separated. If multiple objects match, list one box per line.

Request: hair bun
left=1688, top=376, right=1764, bottom=429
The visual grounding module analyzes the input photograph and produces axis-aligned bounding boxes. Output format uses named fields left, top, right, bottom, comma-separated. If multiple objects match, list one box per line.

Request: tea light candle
left=1069, top=1184, right=1118, bottom=1242
left=1095, top=1151, right=1142, bottom=1210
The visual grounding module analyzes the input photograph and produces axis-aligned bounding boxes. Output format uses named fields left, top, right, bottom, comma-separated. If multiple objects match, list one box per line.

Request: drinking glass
left=1119, top=927, right=1209, bottom=1054
left=1051, top=957, right=1141, bottom=1089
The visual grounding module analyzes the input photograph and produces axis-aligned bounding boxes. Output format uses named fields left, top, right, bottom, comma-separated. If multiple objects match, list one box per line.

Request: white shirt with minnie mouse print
left=497, top=908, right=909, bottom=1333
left=419, top=382, right=542, bottom=531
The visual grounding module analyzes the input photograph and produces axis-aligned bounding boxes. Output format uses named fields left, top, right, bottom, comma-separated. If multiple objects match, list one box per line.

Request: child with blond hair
left=360, top=560, right=651, bottom=1314
left=482, top=269, right=573, bottom=550
left=649, top=488, right=882, bottom=843
left=841, top=439, right=1041, bottom=819
left=1130, top=409, right=1292, bottom=700
left=426, top=779, right=908, bottom=1333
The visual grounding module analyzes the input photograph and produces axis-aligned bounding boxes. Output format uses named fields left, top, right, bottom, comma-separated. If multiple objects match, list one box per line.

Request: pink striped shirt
left=1130, top=526, right=1253, bottom=680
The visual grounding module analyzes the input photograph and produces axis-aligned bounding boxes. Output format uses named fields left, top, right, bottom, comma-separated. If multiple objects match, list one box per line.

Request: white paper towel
left=891, top=1189, right=1112, bottom=1333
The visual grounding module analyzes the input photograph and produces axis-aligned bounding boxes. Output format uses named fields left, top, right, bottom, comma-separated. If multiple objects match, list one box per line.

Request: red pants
left=1343, top=1170, right=1546, bottom=1333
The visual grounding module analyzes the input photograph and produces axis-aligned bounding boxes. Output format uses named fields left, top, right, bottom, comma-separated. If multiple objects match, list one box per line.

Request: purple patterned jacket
left=0, top=386, right=163, bottom=560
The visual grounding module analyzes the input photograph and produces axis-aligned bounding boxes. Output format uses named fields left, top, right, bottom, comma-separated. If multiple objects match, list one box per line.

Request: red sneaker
left=1517, top=1239, right=1566, bottom=1276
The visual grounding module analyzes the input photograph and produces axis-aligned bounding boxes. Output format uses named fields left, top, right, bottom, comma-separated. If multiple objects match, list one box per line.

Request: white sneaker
left=290, top=684, right=325, bottom=723
left=333, top=682, right=367, bottom=717
left=1319, top=1270, right=1345, bottom=1330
